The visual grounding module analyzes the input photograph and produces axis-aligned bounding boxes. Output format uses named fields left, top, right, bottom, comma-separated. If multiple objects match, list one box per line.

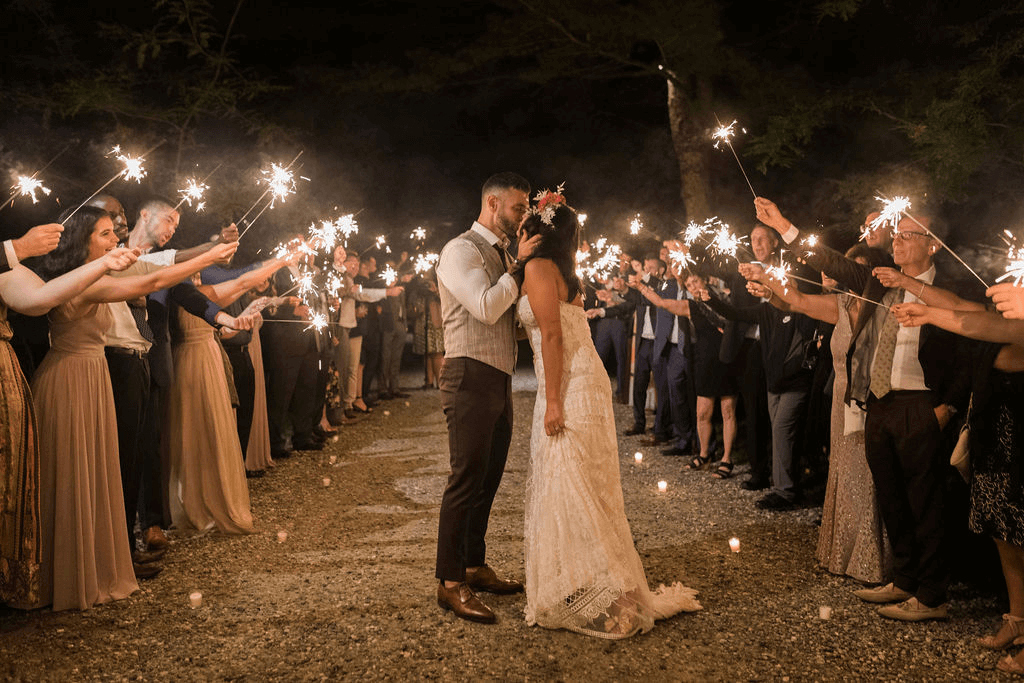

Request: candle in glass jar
left=729, top=537, right=740, bottom=553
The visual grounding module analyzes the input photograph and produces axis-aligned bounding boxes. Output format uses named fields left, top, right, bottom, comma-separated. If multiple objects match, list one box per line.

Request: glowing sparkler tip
left=629, top=214, right=643, bottom=236
left=14, top=176, right=51, bottom=204
left=712, top=120, right=738, bottom=148
left=178, top=178, right=209, bottom=211
left=410, top=227, right=427, bottom=241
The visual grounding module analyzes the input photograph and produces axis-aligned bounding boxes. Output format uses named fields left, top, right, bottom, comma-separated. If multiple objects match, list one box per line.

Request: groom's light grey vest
left=438, top=228, right=517, bottom=375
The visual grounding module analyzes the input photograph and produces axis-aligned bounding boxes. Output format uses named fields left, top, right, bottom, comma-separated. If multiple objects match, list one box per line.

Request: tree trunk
left=667, top=76, right=712, bottom=221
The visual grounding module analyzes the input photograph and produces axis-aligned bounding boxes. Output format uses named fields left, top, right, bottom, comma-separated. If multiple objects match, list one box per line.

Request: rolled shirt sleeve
left=436, top=239, right=518, bottom=325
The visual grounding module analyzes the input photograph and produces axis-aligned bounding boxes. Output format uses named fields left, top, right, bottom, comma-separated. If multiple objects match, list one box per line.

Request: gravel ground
left=0, top=364, right=1012, bottom=682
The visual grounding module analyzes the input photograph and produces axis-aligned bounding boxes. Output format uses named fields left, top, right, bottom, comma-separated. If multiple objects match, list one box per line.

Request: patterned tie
left=128, top=300, right=155, bottom=344
left=869, top=288, right=903, bottom=398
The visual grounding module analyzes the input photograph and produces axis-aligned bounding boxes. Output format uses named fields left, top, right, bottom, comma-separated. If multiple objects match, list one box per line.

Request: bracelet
left=764, top=288, right=774, bottom=301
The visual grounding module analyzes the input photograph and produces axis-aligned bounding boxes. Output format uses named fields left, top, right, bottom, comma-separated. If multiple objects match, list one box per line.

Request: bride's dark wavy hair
left=34, top=206, right=108, bottom=281
left=520, top=203, right=581, bottom=301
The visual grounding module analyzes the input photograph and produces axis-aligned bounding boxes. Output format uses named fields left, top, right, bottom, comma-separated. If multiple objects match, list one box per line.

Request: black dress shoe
left=132, top=548, right=166, bottom=564
left=661, top=446, right=690, bottom=456
left=293, top=440, right=324, bottom=451
left=313, top=426, right=338, bottom=438
left=741, top=477, right=769, bottom=491
left=133, top=562, right=163, bottom=580
left=756, top=492, right=797, bottom=510
left=437, top=582, right=496, bottom=624
left=271, top=449, right=293, bottom=459
left=624, top=425, right=645, bottom=436
left=392, top=390, right=411, bottom=398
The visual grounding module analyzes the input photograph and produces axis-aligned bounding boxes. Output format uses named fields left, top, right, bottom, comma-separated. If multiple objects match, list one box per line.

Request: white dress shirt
left=106, top=259, right=164, bottom=352
left=884, top=265, right=936, bottom=391
left=640, top=273, right=655, bottom=339
left=436, top=222, right=517, bottom=325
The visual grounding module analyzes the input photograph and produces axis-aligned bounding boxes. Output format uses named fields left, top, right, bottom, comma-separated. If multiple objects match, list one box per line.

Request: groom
left=434, top=172, right=539, bottom=623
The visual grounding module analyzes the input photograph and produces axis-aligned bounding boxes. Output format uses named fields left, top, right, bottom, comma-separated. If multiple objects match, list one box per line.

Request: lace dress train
left=518, top=296, right=701, bottom=639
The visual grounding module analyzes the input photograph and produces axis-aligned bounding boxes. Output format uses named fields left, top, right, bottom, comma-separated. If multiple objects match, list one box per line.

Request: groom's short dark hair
left=481, top=172, right=530, bottom=200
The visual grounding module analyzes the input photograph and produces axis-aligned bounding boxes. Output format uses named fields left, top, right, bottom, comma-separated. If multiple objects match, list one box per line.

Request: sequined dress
left=518, top=295, right=701, bottom=639
left=0, top=299, right=41, bottom=608
left=815, top=296, right=892, bottom=583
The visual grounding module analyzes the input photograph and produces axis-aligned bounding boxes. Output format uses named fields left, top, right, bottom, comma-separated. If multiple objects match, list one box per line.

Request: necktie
left=869, top=288, right=903, bottom=398
left=493, top=243, right=508, bottom=269
left=129, top=300, right=155, bottom=344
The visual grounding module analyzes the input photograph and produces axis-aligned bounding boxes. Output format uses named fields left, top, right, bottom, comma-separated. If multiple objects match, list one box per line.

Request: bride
left=516, top=188, right=702, bottom=638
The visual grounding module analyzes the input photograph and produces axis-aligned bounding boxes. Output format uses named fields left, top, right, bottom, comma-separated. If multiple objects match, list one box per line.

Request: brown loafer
left=436, top=582, right=496, bottom=624
left=145, top=525, right=169, bottom=551
left=465, top=565, right=524, bottom=594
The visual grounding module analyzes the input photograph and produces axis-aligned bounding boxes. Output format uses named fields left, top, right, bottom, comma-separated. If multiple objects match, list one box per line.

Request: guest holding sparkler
left=624, top=255, right=663, bottom=438
left=739, top=245, right=894, bottom=584
left=30, top=206, right=236, bottom=611
left=164, top=256, right=289, bottom=535
left=702, top=223, right=815, bottom=507
left=411, top=269, right=445, bottom=389
left=587, top=274, right=636, bottom=404
left=0, top=220, right=137, bottom=609
left=379, top=261, right=414, bottom=400
left=755, top=196, right=972, bottom=621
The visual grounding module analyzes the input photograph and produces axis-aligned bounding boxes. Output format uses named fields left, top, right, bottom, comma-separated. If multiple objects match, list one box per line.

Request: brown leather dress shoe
left=132, top=548, right=166, bottom=564
left=145, top=525, right=169, bottom=550
left=465, top=565, right=524, bottom=594
left=436, top=582, right=496, bottom=624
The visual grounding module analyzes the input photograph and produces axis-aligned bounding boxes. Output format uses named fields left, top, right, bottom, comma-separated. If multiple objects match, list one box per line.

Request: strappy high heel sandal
left=980, top=613, right=1024, bottom=650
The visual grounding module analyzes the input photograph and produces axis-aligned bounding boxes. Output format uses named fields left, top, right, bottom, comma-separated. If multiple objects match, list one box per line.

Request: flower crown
left=529, top=182, right=569, bottom=226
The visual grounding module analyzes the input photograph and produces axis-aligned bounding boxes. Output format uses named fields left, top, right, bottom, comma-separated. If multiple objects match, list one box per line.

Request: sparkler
left=381, top=264, right=398, bottom=286
left=712, top=115, right=757, bottom=199
left=62, top=140, right=164, bottom=224
left=873, top=192, right=989, bottom=288
left=305, top=311, right=329, bottom=332
left=996, top=232, right=1024, bottom=285
left=237, top=150, right=304, bottom=238
left=629, top=214, right=643, bottom=236
left=579, top=237, right=623, bottom=281
left=753, top=261, right=890, bottom=310
left=374, top=234, right=391, bottom=254
left=174, top=162, right=222, bottom=211
left=413, top=252, right=440, bottom=274
left=0, top=142, right=73, bottom=211
left=410, top=227, right=427, bottom=241
left=708, top=222, right=748, bottom=260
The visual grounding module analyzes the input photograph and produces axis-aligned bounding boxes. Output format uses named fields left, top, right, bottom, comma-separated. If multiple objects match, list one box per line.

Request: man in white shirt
left=434, top=172, right=538, bottom=624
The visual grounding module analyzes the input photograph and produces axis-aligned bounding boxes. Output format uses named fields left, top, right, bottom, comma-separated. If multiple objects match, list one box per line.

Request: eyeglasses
left=893, top=231, right=930, bottom=242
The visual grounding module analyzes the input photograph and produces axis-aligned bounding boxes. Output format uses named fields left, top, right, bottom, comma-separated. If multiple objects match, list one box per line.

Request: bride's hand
left=545, top=401, right=565, bottom=437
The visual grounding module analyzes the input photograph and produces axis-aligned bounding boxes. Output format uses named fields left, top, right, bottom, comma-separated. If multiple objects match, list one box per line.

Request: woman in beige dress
left=31, top=207, right=236, bottom=610
left=165, top=261, right=288, bottom=533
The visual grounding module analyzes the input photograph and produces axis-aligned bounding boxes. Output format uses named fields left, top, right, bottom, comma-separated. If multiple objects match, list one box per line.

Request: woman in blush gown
left=165, top=261, right=287, bottom=534
left=31, top=207, right=236, bottom=610
left=517, top=190, right=701, bottom=639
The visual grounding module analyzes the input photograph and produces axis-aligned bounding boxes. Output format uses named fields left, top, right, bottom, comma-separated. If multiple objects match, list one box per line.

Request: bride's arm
left=524, top=258, right=566, bottom=437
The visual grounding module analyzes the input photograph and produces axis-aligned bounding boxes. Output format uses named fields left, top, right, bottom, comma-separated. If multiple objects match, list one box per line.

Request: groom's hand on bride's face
left=516, top=231, right=542, bottom=261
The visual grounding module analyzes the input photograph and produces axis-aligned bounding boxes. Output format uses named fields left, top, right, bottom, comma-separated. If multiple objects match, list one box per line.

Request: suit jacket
left=653, top=278, right=681, bottom=358
left=262, top=267, right=317, bottom=358
left=718, top=271, right=757, bottom=364
left=799, top=242, right=972, bottom=411
left=634, top=275, right=661, bottom=346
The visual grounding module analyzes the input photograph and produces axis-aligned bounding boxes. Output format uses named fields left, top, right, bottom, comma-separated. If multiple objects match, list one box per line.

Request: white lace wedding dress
left=518, top=295, right=702, bottom=639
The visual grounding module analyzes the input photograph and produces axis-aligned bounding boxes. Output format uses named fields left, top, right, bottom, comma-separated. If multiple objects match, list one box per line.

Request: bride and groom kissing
left=433, top=173, right=700, bottom=639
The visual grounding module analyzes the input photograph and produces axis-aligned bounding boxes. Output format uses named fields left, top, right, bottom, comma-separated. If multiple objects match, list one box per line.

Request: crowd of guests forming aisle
left=5, top=181, right=1024, bottom=671
left=0, top=194, right=432, bottom=614
left=583, top=194, right=1024, bottom=672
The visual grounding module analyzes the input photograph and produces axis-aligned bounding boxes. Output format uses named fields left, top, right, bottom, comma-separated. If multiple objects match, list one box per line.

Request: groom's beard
left=495, top=214, right=519, bottom=240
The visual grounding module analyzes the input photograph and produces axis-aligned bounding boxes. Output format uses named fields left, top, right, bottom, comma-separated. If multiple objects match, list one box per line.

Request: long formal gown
left=31, top=299, right=138, bottom=610
left=815, top=295, right=892, bottom=583
left=245, top=319, right=274, bottom=472
left=518, top=295, right=701, bottom=639
left=0, top=299, right=41, bottom=608
left=165, top=308, right=254, bottom=534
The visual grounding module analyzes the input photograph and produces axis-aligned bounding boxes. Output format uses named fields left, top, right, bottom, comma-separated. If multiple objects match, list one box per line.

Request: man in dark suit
left=625, top=256, right=662, bottom=436
left=647, top=269, right=694, bottom=453
left=756, top=197, right=972, bottom=622
left=262, top=248, right=324, bottom=456
left=588, top=275, right=635, bottom=403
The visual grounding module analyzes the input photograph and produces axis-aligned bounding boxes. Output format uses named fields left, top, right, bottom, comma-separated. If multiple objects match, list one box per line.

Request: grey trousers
left=766, top=388, right=809, bottom=500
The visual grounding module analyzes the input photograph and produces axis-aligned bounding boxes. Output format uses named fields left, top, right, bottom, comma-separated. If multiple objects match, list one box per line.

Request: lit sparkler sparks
left=305, top=311, right=329, bottom=332
left=381, top=264, right=398, bottom=286
left=711, top=115, right=757, bottom=198
left=764, top=250, right=793, bottom=292
left=682, top=220, right=709, bottom=247
left=579, top=237, right=623, bottom=281
left=410, top=227, right=427, bottom=241
left=108, top=146, right=147, bottom=183
left=177, top=178, right=209, bottom=211
left=13, top=175, right=51, bottom=204
left=374, top=234, right=391, bottom=254
left=668, top=247, right=695, bottom=270
left=414, top=252, right=440, bottom=274
left=237, top=151, right=304, bottom=238
left=708, top=222, right=746, bottom=260
left=577, top=213, right=588, bottom=227
left=997, top=232, right=1024, bottom=285
left=867, top=195, right=910, bottom=238
left=629, top=214, right=643, bottom=236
